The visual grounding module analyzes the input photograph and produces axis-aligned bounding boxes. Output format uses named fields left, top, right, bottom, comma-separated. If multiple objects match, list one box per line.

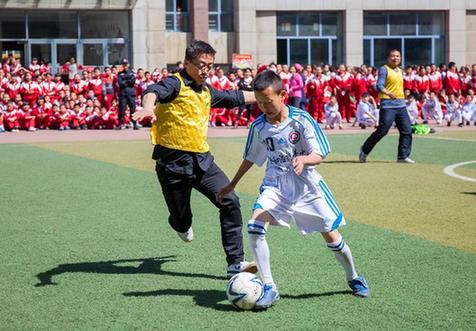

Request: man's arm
left=133, top=77, right=180, bottom=122
left=210, top=86, right=256, bottom=108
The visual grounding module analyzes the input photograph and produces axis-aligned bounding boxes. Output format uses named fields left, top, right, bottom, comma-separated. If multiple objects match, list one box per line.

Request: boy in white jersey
left=356, top=92, right=379, bottom=129
left=217, top=71, right=369, bottom=310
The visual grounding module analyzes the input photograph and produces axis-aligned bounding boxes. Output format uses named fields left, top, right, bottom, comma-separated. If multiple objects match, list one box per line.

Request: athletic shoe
left=358, top=148, right=367, bottom=163
left=176, top=227, right=193, bottom=242
left=348, top=275, right=370, bottom=297
left=226, top=261, right=257, bottom=278
left=255, top=284, right=280, bottom=309
left=397, top=157, right=416, bottom=164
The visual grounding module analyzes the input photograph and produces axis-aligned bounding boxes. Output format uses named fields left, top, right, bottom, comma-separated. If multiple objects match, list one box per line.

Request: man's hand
left=133, top=92, right=156, bottom=122
left=132, top=107, right=155, bottom=122
left=216, top=184, right=235, bottom=203
left=292, top=156, right=307, bottom=176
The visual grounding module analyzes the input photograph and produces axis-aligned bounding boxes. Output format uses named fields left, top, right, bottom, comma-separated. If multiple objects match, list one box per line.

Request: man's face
left=388, top=51, right=401, bottom=67
left=185, top=53, right=214, bottom=85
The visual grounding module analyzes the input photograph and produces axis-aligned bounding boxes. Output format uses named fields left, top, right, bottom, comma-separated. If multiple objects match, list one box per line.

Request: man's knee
left=219, top=192, right=241, bottom=210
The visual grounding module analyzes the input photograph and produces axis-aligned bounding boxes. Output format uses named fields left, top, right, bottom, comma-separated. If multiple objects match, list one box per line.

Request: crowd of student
left=1, top=56, right=475, bottom=133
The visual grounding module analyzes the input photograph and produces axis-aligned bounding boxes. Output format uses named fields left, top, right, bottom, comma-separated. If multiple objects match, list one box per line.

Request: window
left=80, top=12, right=129, bottom=39
left=83, top=44, right=103, bottom=66
left=0, top=11, right=26, bottom=39
left=166, top=0, right=190, bottom=32
left=108, top=44, right=129, bottom=65
left=276, top=12, right=342, bottom=65
left=209, top=0, right=233, bottom=32
left=28, top=11, right=77, bottom=38
left=363, top=12, right=446, bottom=66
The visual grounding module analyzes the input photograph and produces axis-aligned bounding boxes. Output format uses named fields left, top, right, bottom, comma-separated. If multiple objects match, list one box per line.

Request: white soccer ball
left=226, top=272, right=263, bottom=310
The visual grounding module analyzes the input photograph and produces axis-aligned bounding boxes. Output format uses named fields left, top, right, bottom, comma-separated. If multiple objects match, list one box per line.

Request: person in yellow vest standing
left=359, top=49, right=415, bottom=163
left=133, top=40, right=257, bottom=278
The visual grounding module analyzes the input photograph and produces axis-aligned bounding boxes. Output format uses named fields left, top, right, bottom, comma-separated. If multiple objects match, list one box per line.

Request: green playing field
left=0, top=132, right=475, bottom=330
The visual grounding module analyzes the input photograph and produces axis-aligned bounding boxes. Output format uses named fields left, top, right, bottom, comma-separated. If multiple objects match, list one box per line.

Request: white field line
left=443, top=161, right=476, bottom=183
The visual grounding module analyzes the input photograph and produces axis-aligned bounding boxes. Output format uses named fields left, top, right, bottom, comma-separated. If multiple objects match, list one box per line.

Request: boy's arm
left=292, top=152, right=324, bottom=176
left=216, top=159, right=254, bottom=203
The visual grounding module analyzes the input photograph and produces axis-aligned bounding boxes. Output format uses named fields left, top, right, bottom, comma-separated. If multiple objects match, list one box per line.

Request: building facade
left=0, top=0, right=475, bottom=72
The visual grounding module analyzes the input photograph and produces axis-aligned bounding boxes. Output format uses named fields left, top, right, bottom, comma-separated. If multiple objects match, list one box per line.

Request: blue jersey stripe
left=319, top=180, right=340, bottom=213
left=319, top=184, right=339, bottom=217
left=296, top=110, right=330, bottom=156
left=243, top=117, right=264, bottom=158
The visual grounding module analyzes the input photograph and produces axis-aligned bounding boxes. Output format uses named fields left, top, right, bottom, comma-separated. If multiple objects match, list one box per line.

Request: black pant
left=118, top=93, right=136, bottom=124
left=155, top=160, right=244, bottom=265
left=362, top=106, right=413, bottom=160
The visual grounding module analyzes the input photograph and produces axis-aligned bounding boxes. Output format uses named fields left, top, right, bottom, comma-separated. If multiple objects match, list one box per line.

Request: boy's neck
left=266, top=105, right=289, bottom=125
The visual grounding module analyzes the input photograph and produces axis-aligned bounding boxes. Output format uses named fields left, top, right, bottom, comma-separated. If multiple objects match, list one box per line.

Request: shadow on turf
left=461, top=192, right=476, bottom=195
left=34, top=256, right=226, bottom=287
left=123, top=289, right=351, bottom=311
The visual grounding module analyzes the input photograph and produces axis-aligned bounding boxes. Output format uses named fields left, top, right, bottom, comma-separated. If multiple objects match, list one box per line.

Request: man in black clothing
left=133, top=40, right=257, bottom=278
left=117, top=59, right=139, bottom=130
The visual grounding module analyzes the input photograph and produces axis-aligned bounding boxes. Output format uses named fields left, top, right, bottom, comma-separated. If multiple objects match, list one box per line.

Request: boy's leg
left=322, top=231, right=358, bottom=282
left=248, top=209, right=280, bottom=309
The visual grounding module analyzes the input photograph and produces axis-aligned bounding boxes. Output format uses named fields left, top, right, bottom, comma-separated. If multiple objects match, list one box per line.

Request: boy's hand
left=292, top=156, right=306, bottom=176
left=216, top=184, right=235, bottom=203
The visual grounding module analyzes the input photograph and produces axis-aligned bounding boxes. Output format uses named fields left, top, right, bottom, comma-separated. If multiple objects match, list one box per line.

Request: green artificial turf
left=0, top=143, right=475, bottom=330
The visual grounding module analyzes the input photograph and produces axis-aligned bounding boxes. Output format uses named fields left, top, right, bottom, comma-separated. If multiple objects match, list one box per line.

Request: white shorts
left=253, top=177, right=345, bottom=234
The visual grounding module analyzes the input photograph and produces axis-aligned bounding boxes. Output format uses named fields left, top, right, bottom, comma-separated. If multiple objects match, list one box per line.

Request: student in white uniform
left=422, top=91, right=443, bottom=125
left=405, top=94, right=419, bottom=125
left=356, top=92, right=379, bottom=129
left=444, top=94, right=463, bottom=127
left=323, top=95, right=343, bottom=130
left=217, top=70, right=370, bottom=310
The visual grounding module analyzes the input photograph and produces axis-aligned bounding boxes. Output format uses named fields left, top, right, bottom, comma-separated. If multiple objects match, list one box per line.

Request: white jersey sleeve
left=243, top=116, right=267, bottom=166
left=298, top=111, right=331, bottom=158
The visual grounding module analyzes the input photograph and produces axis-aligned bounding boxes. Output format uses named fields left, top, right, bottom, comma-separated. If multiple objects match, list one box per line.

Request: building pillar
left=191, top=0, right=209, bottom=42
left=344, top=8, right=363, bottom=66
left=234, top=0, right=257, bottom=59
left=448, top=8, right=466, bottom=64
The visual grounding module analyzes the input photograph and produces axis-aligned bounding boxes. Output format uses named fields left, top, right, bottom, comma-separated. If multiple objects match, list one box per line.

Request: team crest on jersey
left=288, top=130, right=301, bottom=144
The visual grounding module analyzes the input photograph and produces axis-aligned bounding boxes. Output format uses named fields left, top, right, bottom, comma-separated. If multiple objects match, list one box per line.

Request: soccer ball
left=226, top=272, right=263, bottom=310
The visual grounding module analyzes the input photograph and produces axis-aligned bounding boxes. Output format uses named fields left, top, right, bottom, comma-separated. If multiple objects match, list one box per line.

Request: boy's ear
left=279, top=89, right=287, bottom=100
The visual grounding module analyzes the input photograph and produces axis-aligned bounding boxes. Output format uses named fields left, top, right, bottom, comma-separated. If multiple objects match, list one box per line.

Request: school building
left=0, top=0, right=476, bottom=71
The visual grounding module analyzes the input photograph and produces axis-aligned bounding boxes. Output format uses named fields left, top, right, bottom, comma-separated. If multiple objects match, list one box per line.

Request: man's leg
left=192, top=161, right=245, bottom=266
left=361, top=107, right=396, bottom=155
left=118, top=95, right=127, bottom=126
left=394, top=106, right=413, bottom=160
left=155, top=163, right=193, bottom=233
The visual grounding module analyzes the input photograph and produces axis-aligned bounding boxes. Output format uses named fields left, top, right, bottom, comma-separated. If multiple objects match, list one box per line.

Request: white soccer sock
left=247, top=219, right=274, bottom=285
left=327, top=236, right=358, bottom=281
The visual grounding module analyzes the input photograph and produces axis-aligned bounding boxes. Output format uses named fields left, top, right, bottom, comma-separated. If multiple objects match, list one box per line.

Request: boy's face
left=362, top=96, right=370, bottom=103
left=255, top=86, right=286, bottom=119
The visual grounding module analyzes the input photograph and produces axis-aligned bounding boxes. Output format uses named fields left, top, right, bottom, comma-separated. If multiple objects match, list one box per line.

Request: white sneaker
left=226, top=261, right=257, bottom=278
left=397, top=157, right=416, bottom=164
left=359, top=148, right=368, bottom=163
left=176, top=227, right=193, bottom=242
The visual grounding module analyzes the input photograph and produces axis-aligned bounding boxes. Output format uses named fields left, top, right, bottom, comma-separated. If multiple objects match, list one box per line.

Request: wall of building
left=209, top=32, right=235, bottom=64
left=255, top=12, right=277, bottom=65
left=0, top=0, right=134, bottom=9
left=466, top=11, right=476, bottom=65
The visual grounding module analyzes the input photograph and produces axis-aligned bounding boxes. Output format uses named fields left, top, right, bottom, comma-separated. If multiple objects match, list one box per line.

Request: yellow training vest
left=150, top=73, right=212, bottom=153
left=378, top=65, right=404, bottom=100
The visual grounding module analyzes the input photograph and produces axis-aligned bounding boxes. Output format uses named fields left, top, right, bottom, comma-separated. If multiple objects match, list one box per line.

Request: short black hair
left=185, top=40, right=216, bottom=61
left=448, top=62, right=456, bottom=69
left=387, top=49, right=401, bottom=57
left=253, top=70, right=283, bottom=94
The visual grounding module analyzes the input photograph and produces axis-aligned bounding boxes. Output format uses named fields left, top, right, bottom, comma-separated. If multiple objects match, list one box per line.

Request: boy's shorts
left=253, top=178, right=345, bottom=234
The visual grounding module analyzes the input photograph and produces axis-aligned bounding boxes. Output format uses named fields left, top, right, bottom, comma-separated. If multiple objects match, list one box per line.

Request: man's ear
left=279, top=89, right=287, bottom=100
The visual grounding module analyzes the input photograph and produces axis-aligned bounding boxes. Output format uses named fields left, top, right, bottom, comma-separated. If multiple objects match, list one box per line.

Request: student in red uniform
left=6, top=76, right=21, bottom=100
left=4, top=102, right=20, bottom=132
left=70, top=74, right=88, bottom=96
left=429, top=65, right=443, bottom=95
left=19, top=103, right=36, bottom=131
left=459, top=66, right=471, bottom=97
left=20, top=72, right=40, bottom=106
left=333, top=64, right=354, bottom=123
left=89, top=67, right=104, bottom=104
left=445, top=62, right=461, bottom=96
left=414, top=67, right=429, bottom=98
left=306, top=65, right=331, bottom=123
left=41, top=73, right=58, bottom=102
left=403, top=66, right=415, bottom=94
left=352, top=65, right=370, bottom=105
